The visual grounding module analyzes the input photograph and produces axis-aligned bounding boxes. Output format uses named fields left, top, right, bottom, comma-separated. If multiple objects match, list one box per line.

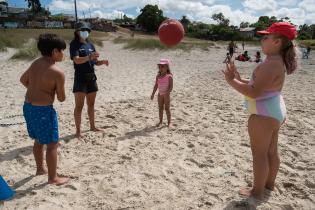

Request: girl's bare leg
left=265, top=129, right=280, bottom=190
left=239, top=115, right=279, bottom=200
left=157, top=94, right=164, bottom=126
left=164, top=94, right=171, bottom=126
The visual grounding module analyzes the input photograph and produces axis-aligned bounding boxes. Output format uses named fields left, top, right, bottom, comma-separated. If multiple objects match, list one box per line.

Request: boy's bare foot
left=90, top=127, right=103, bottom=132
left=48, top=176, right=70, bottom=186
left=156, top=122, right=163, bottom=127
left=75, top=131, right=83, bottom=138
left=239, top=188, right=263, bottom=200
left=265, top=184, right=275, bottom=191
left=36, top=168, right=47, bottom=175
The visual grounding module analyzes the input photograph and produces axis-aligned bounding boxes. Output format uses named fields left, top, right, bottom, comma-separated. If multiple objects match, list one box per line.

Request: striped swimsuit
left=157, top=74, right=172, bottom=95
left=244, top=73, right=286, bottom=123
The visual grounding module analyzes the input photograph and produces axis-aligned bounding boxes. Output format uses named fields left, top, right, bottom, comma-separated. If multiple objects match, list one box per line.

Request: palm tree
left=25, top=0, right=41, bottom=14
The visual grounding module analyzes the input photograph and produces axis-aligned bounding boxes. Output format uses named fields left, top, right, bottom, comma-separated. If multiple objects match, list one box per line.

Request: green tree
left=25, top=0, right=42, bottom=14
left=240, top=22, right=250, bottom=28
left=298, top=24, right=312, bottom=40
left=123, top=14, right=134, bottom=23
left=212, top=13, right=229, bottom=26
left=136, top=4, right=166, bottom=32
left=180, top=15, right=191, bottom=31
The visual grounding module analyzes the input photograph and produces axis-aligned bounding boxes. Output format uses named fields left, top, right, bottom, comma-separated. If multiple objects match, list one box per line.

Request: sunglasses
left=80, top=29, right=90, bottom=32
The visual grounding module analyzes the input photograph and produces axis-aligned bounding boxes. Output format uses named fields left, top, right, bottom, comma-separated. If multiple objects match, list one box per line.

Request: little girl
left=222, top=22, right=298, bottom=200
left=151, top=59, right=173, bottom=127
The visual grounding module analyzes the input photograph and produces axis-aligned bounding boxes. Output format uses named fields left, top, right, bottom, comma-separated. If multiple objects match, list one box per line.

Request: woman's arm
left=95, top=60, right=109, bottom=66
left=73, top=55, right=90, bottom=64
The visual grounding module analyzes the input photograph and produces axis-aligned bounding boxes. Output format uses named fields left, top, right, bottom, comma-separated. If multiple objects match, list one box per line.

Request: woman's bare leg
left=74, top=93, right=86, bottom=137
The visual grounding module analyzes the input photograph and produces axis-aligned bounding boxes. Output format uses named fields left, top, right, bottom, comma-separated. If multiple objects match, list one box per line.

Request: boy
left=20, top=34, right=69, bottom=185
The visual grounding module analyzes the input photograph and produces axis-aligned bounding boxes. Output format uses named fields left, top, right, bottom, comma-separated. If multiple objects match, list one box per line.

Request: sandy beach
left=0, top=38, right=314, bottom=210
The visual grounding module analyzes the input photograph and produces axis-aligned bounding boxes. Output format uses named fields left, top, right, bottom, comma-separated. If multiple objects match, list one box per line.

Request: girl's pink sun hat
left=158, top=59, right=171, bottom=65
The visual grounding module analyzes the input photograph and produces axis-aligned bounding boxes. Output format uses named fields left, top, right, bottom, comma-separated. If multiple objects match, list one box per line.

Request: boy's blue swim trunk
left=23, top=102, right=59, bottom=145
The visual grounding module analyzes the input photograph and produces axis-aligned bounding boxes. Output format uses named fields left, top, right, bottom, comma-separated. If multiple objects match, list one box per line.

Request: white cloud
left=48, top=0, right=315, bottom=26
left=242, top=0, right=277, bottom=12
left=299, top=0, right=315, bottom=13
left=277, top=0, right=299, bottom=7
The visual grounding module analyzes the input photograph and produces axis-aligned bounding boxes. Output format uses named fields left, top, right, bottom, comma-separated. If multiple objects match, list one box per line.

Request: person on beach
left=223, top=52, right=231, bottom=63
left=253, top=51, right=262, bottom=63
left=228, top=41, right=236, bottom=57
left=70, top=22, right=109, bottom=138
left=20, top=34, right=69, bottom=185
left=151, top=59, right=173, bottom=127
left=236, top=50, right=250, bottom=62
left=222, top=22, right=298, bottom=200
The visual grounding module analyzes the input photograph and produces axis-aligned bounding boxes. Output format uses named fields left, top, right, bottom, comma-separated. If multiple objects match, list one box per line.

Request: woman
left=70, top=22, right=109, bottom=138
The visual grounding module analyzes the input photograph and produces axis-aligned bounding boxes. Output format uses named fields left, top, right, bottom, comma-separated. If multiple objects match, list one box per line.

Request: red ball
left=158, top=19, right=185, bottom=47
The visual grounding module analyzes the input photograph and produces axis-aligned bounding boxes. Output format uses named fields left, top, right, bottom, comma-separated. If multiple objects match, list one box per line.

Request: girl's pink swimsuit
left=157, top=74, right=172, bottom=95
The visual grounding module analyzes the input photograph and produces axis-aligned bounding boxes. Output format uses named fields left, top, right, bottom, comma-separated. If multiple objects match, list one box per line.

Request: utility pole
left=74, top=0, right=78, bottom=22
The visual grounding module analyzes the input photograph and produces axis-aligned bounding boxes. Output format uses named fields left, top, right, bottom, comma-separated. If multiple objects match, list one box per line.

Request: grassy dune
left=0, top=29, right=108, bottom=59
left=113, top=36, right=216, bottom=51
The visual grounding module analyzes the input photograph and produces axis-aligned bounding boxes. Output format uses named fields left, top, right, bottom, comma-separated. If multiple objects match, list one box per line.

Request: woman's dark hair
left=73, top=31, right=90, bottom=43
left=37, top=33, right=66, bottom=56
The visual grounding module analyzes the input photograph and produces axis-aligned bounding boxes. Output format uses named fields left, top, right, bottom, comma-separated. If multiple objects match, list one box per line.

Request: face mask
left=79, top=31, right=89, bottom=39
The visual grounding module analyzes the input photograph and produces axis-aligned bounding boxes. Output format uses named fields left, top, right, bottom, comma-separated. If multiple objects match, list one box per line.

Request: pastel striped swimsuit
left=157, top=74, right=172, bottom=95
left=244, top=76, right=286, bottom=123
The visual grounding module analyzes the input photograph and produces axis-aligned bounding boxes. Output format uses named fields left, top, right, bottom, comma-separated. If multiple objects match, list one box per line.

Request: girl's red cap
left=257, top=22, right=297, bottom=40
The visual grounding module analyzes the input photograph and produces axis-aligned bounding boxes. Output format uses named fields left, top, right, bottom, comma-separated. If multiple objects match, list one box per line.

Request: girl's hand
left=222, top=63, right=235, bottom=82
left=151, top=94, right=154, bottom=100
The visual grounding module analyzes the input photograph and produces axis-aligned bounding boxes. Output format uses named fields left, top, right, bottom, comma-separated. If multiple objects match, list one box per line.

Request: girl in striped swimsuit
left=222, top=22, right=298, bottom=200
left=151, top=59, right=173, bottom=127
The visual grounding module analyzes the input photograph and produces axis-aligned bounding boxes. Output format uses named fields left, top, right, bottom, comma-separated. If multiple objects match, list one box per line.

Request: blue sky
left=7, top=0, right=315, bottom=26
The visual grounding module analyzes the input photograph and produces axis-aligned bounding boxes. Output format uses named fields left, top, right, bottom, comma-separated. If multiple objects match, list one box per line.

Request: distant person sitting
left=301, top=47, right=310, bottom=59
left=223, top=52, right=231, bottom=63
left=307, top=46, right=311, bottom=56
left=235, top=51, right=250, bottom=62
left=253, top=51, right=262, bottom=63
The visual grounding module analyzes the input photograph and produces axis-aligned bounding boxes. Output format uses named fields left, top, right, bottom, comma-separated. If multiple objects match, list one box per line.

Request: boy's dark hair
left=37, top=33, right=66, bottom=56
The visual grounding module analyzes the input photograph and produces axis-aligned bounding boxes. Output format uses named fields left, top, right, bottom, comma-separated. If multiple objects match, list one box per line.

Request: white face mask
left=79, top=31, right=89, bottom=39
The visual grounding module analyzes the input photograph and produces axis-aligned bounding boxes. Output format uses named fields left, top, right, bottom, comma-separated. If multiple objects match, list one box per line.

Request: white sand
left=0, top=39, right=314, bottom=210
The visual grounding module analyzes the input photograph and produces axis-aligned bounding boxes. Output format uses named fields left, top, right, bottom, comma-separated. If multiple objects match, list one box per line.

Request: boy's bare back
left=20, top=57, right=65, bottom=106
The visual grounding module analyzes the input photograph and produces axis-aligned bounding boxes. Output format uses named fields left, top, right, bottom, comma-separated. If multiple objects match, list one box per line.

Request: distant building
left=239, top=27, right=256, bottom=38
left=51, top=13, right=75, bottom=22
left=0, top=0, right=8, bottom=17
